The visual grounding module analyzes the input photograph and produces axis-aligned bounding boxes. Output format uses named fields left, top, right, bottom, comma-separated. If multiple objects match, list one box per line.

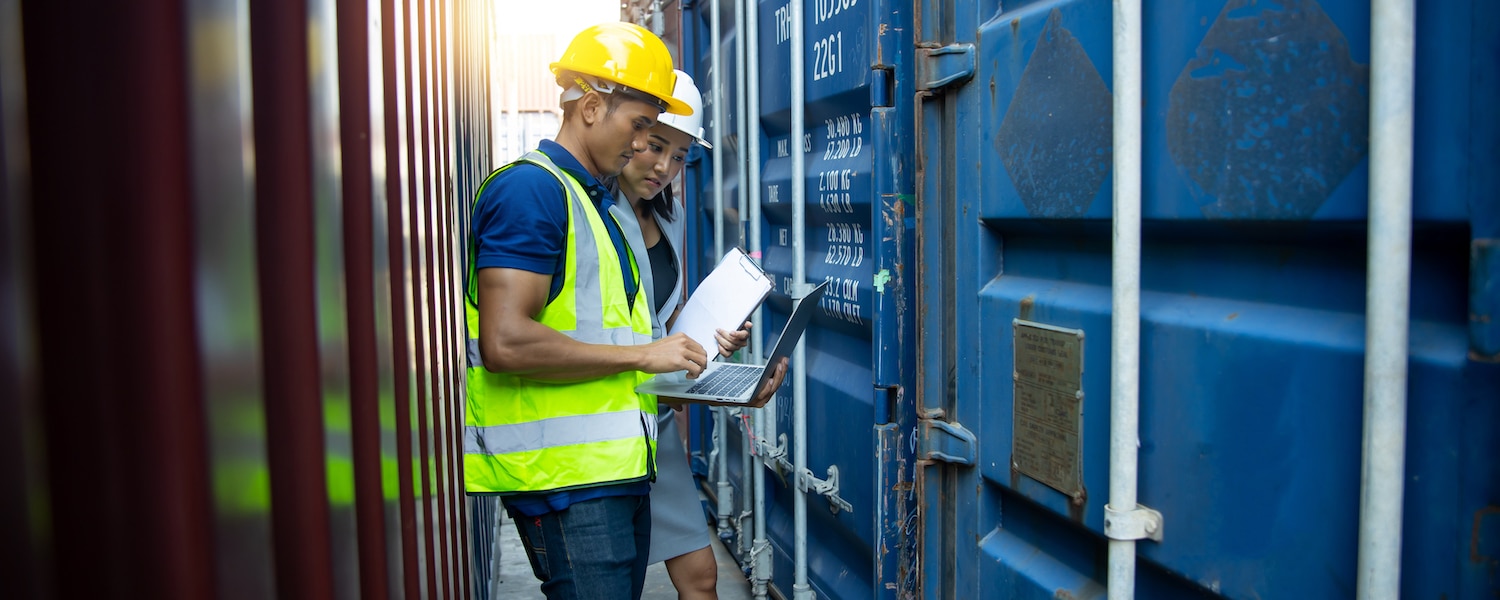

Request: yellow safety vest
left=463, top=150, right=657, bottom=494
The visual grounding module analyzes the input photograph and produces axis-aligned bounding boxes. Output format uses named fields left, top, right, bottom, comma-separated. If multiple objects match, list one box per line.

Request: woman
left=610, top=70, right=748, bottom=600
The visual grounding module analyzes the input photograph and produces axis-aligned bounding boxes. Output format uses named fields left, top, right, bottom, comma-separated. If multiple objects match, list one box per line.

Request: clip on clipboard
left=669, top=248, right=772, bottom=356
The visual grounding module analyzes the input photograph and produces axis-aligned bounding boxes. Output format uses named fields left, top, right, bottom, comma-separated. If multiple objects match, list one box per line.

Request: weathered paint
left=681, top=0, right=919, bottom=597
left=918, top=0, right=1500, bottom=598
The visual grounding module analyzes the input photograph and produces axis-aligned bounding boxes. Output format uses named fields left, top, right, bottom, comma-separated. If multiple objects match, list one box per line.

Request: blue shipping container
left=680, top=0, right=921, bottom=596
left=675, top=0, right=1500, bottom=598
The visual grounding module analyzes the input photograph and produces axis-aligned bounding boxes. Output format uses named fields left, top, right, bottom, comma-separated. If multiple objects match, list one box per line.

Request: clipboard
left=670, top=248, right=772, bottom=355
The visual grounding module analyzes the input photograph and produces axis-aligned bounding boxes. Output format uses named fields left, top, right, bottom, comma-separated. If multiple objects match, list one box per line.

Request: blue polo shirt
left=470, top=140, right=649, bottom=515
left=471, top=139, right=638, bottom=306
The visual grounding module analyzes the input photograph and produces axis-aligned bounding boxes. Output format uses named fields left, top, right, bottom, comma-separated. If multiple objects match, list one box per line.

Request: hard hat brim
left=550, top=62, right=694, bottom=116
left=655, top=120, right=713, bottom=149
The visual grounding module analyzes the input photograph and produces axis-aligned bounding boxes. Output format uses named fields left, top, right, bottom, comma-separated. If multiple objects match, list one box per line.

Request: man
left=464, top=22, right=784, bottom=600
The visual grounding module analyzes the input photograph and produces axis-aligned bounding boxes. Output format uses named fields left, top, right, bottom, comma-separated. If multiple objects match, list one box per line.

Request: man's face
left=591, top=96, right=660, bottom=178
left=618, top=126, right=692, bottom=201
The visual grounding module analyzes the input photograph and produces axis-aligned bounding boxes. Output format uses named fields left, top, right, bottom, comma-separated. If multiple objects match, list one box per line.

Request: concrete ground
left=491, top=510, right=753, bottom=600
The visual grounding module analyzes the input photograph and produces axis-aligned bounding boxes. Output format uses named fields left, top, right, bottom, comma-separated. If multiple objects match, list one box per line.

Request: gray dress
left=610, top=190, right=711, bottom=564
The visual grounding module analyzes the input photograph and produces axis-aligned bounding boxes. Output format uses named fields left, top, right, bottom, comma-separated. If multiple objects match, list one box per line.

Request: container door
left=679, top=0, right=921, bottom=597
left=916, top=0, right=1500, bottom=598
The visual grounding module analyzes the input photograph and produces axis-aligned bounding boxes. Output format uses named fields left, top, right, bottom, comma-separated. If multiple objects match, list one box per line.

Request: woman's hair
left=648, top=181, right=678, bottom=222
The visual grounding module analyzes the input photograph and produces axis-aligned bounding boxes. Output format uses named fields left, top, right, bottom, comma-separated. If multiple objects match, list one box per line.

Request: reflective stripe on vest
left=463, top=150, right=657, bottom=494
left=464, top=408, right=659, bottom=455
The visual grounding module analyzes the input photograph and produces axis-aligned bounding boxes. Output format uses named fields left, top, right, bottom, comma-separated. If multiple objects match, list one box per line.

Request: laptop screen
left=761, top=280, right=829, bottom=367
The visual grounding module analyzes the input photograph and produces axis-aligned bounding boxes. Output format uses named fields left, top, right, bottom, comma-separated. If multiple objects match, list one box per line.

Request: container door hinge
left=917, top=43, right=975, bottom=93
left=1104, top=503, right=1164, bottom=543
left=919, top=419, right=975, bottom=465
left=871, top=66, right=895, bottom=108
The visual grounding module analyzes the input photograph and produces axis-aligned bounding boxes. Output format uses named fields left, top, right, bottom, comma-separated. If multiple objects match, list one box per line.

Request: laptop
left=636, top=280, right=829, bottom=404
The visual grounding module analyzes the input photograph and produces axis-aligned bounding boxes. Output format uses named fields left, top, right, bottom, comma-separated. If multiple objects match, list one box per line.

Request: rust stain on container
left=1067, top=487, right=1087, bottom=523
left=1471, top=505, right=1500, bottom=564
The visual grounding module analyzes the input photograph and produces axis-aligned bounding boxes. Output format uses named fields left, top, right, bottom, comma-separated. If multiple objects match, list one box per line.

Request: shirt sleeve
left=472, top=163, right=568, bottom=275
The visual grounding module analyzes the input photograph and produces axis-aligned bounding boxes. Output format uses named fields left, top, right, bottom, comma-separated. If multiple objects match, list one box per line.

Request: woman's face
left=618, top=124, right=693, bottom=201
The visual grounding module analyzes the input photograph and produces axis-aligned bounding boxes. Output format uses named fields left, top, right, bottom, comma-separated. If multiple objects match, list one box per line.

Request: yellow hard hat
left=550, top=22, right=692, bottom=116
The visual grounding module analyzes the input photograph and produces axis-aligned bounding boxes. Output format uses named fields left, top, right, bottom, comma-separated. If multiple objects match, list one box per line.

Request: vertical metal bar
left=382, top=0, right=423, bottom=595
left=439, top=3, right=474, bottom=596
left=744, top=0, right=773, bottom=595
left=415, top=0, right=452, bottom=593
left=402, top=0, right=438, bottom=593
left=1356, top=0, right=1415, bottom=597
left=711, top=0, right=725, bottom=261
left=427, top=0, right=453, bottom=594
left=1107, top=0, right=1142, bottom=596
left=24, top=1, right=216, bottom=597
left=790, top=0, right=809, bottom=596
left=0, top=0, right=44, bottom=596
left=183, top=0, right=277, bottom=596
left=733, top=0, right=749, bottom=261
left=381, top=0, right=424, bottom=595
left=336, top=0, right=392, bottom=595
left=440, top=1, right=469, bottom=594
left=247, top=0, right=339, bottom=596
left=746, top=0, right=765, bottom=368
left=733, top=0, right=754, bottom=557
left=710, top=0, right=736, bottom=542
left=306, top=0, right=358, bottom=593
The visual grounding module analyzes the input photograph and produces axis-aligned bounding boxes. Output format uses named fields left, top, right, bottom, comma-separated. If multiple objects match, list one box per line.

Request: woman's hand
left=714, top=321, right=752, bottom=358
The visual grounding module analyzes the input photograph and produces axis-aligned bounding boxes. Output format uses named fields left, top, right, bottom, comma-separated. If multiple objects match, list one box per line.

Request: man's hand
left=713, top=321, right=752, bottom=358
left=659, top=356, right=788, bottom=408
left=477, top=268, right=708, bottom=381
left=636, top=332, right=710, bottom=378
left=741, top=357, right=788, bottom=409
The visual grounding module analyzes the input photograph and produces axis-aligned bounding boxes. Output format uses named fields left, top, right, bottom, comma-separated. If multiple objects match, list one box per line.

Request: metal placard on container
left=1011, top=319, right=1084, bottom=501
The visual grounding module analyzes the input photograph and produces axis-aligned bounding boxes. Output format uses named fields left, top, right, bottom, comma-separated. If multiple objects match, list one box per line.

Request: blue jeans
left=509, top=494, right=652, bottom=600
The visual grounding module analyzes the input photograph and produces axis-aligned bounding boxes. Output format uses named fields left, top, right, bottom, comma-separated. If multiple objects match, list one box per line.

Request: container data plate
left=1011, top=319, right=1085, bottom=501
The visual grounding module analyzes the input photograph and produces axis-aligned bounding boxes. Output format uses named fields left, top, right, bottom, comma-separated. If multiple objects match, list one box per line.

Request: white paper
left=669, top=248, right=772, bottom=356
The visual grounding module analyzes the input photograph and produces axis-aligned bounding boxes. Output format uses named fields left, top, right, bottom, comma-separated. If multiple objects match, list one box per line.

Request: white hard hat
left=656, top=70, right=712, bottom=149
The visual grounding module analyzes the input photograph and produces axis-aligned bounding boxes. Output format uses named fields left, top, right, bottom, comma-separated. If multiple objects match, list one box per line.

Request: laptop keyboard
left=685, top=363, right=762, bottom=397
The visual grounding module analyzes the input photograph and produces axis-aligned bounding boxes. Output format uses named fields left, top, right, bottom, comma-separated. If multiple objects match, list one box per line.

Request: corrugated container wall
left=1, top=0, right=495, bottom=598
left=678, top=0, right=922, bottom=597
left=914, top=0, right=1499, bottom=597
left=675, top=0, right=1500, bottom=599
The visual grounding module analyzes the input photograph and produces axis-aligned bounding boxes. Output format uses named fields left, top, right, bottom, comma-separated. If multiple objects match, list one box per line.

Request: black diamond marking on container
left=1168, top=0, right=1369, bottom=220
left=997, top=9, right=1114, bottom=219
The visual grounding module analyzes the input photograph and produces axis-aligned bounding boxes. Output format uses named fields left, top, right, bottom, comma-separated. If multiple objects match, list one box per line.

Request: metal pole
left=790, top=0, right=810, bottom=596
left=711, top=0, right=735, bottom=541
left=746, top=0, right=773, bottom=595
left=1356, top=0, right=1414, bottom=597
left=1107, top=0, right=1142, bottom=597
left=712, top=0, right=726, bottom=261
left=735, top=0, right=755, bottom=557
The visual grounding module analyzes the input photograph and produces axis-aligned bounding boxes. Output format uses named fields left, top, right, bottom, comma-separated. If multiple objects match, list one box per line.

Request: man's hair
left=561, top=87, right=633, bottom=122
